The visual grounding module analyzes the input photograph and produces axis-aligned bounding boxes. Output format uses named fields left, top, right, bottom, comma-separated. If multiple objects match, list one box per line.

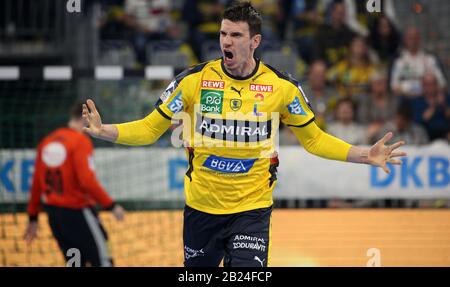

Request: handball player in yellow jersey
left=81, top=2, right=406, bottom=267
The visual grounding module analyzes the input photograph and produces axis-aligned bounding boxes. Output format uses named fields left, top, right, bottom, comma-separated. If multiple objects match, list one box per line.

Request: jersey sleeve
left=27, top=144, right=44, bottom=221
left=280, top=81, right=315, bottom=127
left=289, top=121, right=352, bottom=161
left=115, top=109, right=172, bottom=146
left=73, top=137, right=114, bottom=209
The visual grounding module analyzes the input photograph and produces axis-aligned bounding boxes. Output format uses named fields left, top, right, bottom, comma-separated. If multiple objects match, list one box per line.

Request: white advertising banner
left=276, top=142, right=449, bottom=199
left=1, top=143, right=449, bottom=203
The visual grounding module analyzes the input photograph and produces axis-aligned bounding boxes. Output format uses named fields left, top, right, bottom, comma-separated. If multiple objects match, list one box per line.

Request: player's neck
left=225, top=57, right=256, bottom=78
left=68, top=119, right=83, bottom=133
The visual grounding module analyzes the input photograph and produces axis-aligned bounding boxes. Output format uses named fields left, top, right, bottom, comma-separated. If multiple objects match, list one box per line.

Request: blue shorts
left=183, top=205, right=272, bottom=267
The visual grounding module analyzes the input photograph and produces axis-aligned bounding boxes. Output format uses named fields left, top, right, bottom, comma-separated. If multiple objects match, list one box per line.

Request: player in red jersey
left=24, top=103, right=125, bottom=266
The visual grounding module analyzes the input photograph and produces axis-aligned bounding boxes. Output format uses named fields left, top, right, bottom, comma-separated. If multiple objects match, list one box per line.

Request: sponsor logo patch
left=200, top=89, right=224, bottom=114
left=250, top=84, right=273, bottom=93
left=203, top=155, right=257, bottom=173
left=201, top=80, right=225, bottom=89
left=167, top=91, right=183, bottom=113
left=230, top=98, right=242, bottom=111
left=184, top=245, right=205, bottom=260
left=253, top=93, right=264, bottom=116
left=196, top=113, right=271, bottom=142
left=287, top=96, right=307, bottom=115
left=232, top=235, right=267, bottom=252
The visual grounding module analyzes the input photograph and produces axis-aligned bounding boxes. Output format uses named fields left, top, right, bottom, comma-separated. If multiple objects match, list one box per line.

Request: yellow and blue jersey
left=154, top=58, right=315, bottom=214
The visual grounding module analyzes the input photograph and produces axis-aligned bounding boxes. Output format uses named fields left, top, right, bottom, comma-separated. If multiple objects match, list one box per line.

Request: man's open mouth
left=224, top=50, right=234, bottom=60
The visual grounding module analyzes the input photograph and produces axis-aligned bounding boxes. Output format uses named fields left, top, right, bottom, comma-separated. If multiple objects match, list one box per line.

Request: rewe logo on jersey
left=203, top=155, right=257, bottom=173
left=202, top=80, right=225, bottom=89
left=250, top=84, right=273, bottom=93
left=200, top=90, right=224, bottom=114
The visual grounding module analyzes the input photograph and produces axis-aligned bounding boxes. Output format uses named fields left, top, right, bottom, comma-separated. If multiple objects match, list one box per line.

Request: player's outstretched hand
left=82, top=99, right=103, bottom=138
left=368, top=132, right=407, bottom=174
left=23, top=222, right=38, bottom=244
left=112, top=204, right=126, bottom=222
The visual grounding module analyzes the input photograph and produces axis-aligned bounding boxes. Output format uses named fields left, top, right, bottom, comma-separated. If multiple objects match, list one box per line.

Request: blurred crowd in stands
left=98, top=0, right=449, bottom=145
left=0, top=0, right=447, bottom=209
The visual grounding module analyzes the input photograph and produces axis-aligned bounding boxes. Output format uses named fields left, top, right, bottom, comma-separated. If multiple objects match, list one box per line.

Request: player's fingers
left=114, top=213, right=123, bottom=221
left=83, top=103, right=91, bottom=114
left=117, top=208, right=125, bottom=221
left=376, top=132, right=393, bottom=146
left=389, top=141, right=405, bottom=151
left=82, top=112, right=90, bottom=127
left=86, top=99, right=98, bottom=114
left=390, top=151, right=407, bottom=158
left=381, top=164, right=390, bottom=174
left=388, top=159, right=403, bottom=165
left=82, top=106, right=89, bottom=117
left=81, top=104, right=89, bottom=116
left=24, top=232, right=33, bottom=244
left=82, top=127, right=93, bottom=135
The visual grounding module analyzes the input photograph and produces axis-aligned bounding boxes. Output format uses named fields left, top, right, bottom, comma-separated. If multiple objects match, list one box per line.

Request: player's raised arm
left=290, top=122, right=406, bottom=174
left=82, top=98, right=172, bottom=146
left=281, top=79, right=406, bottom=174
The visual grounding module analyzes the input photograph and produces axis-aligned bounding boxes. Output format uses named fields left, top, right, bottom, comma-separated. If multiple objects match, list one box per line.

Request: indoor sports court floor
left=1, top=210, right=449, bottom=266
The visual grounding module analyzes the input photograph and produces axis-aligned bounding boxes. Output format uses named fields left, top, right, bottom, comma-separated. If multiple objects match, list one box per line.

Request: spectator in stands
left=390, top=26, right=447, bottom=99
left=312, top=1, right=356, bottom=66
left=301, top=60, right=337, bottom=130
left=368, top=14, right=400, bottom=65
left=327, top=98, right=367, bottom=145
left=359, top=71, right=398, bottom=143
left=124, top=0, right=179, bottom=65
left=98, top=0, right=132, bottom=41
left=374, top=104, right=429, bottom=145
left=249, top=0, right=281, bottom=43
left=274, top=0, right=292, bottom=41
left=182, top=0, right=227, bottom=61
left=338, top=0, right=398, bottom=37
left=327, top=36, right=378, bottom=101
left=291, top=0, right=326, bottom=63
left=411, top=73, right=450, bottom=141
left=98, top=0, right=179, bottom=66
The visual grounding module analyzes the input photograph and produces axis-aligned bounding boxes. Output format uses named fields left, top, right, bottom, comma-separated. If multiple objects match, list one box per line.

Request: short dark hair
left=70, top=102, right=83, bottom=120
left=223, top=1, right=262, bottom=37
